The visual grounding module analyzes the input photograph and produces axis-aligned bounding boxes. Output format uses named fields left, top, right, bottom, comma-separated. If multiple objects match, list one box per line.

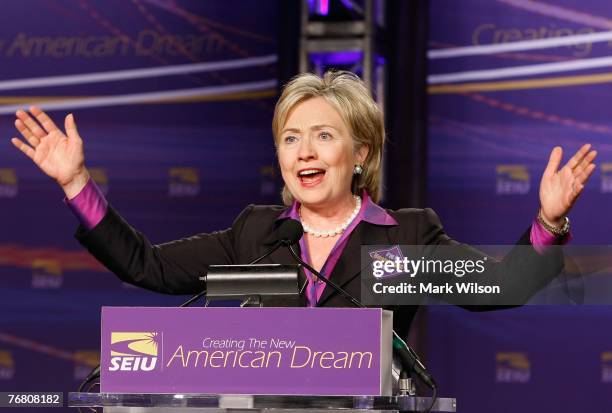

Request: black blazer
left=75, top=204, right=563, bottom=337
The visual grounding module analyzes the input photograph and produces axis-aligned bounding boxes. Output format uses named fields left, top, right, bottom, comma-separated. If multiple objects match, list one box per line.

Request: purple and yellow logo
left=496, top=165, right=530, bottom=195
left=89, top=168, right=109, bottom=195
left=31, top=258, right=63, bottom=289
left=0, top=169, right=18, bottom=198
left=601, top=351, right=612, bottom=383
left=369, top=246, right=404, bottom=279
left=496, top=352, right=530, bottom=383
left=260, top=165, right=276, bottom=195
left=169, top=167, right=200, bottom=197
left=0, top=350, right=15, bottom=380
left=74, top=351, right=100, bottom=380
left=109, top=332, right=159, bottom=372
left=600, top=163, right=612, bottom=193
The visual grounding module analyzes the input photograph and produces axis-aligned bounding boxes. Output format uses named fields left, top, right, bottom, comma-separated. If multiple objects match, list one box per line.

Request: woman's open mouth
left=298, top=168, right=326, bottom=187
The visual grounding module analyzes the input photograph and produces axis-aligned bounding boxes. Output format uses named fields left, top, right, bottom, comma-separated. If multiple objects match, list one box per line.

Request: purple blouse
left=276, top=191, right=397, bottom=306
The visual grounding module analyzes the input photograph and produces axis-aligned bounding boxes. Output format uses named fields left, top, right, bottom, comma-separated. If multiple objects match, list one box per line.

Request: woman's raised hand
left=11, top=106, right=89, bottom=199
left=539, top=144, right=597, bottom=227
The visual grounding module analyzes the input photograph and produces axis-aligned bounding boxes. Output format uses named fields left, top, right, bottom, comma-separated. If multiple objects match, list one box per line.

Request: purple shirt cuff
left=530, top=218, right=571, bottom=254
left=63, top=177, right=108, bottom=230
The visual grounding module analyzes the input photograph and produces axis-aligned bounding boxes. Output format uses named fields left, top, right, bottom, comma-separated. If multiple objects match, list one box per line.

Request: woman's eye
left=284, top=135, right=298, bottom=143
left=319, top=132, right=332, bottom=140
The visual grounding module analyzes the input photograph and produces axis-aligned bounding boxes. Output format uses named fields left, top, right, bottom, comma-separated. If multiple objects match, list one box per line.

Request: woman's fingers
left=15, top=109, right=47, bottom=139
left=565, top=143, right=591, bottom=171
left=573, top=150, right=597, bottom=177
left=543, top=146, right=563, bottom=178
left=30, top=106, right=60, bottom=134
left=10, top=137, right=35, bottom=161
left=64, top=113, right=80, bottom=140
left=14, top=118, right=40, bottom=147
left=576, top=163, right=596, bottom=185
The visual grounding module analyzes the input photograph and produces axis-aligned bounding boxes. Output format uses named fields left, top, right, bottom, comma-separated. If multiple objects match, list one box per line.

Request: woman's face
left=277, top=96, right=367, bottom=208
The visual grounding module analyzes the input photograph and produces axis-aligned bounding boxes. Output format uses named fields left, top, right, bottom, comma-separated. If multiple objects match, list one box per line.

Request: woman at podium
left=10, top=71, right=597, bottom=335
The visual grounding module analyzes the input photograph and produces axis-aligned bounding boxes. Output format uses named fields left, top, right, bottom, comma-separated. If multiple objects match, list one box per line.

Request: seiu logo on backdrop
left=601, top=352, right=612, bottom=383
left=74, top=351, right=100, bottom=380
left=0, top=169, right=18, bottom=198
left=260, top=165, right=277, bottom=196
left=168, top=167, right=200, bottom=197
left=600, top=163, right=612, bottom=194
left=31, top=259, right=63, bottom=289
left=0, top=350, right=14, bottom=380
left=495, top=352, right=530, bottom=383
left=89, top=168, right=109, bottom=196
left=109, top=332, right=159, bottom=372
left=496, top=165, right=530, bottom=195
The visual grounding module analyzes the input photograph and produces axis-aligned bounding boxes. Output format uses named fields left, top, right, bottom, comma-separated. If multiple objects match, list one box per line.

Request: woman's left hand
left=539, top=144, right=597, bottom=226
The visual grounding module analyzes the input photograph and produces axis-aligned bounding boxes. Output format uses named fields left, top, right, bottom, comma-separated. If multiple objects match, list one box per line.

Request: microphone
left=393, top=334, right=437, bottom=390
left=253, top=219, right=304, bottom=262
left=180, top=219, right=304, bottom=307
left=281, top=219, right=437, bottom=392
left=276, top=218, right=304, bottom=246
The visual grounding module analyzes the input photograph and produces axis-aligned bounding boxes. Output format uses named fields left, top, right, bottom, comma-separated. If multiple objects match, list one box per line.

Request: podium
left=77, top=306, right=456, bottom=412
left=68, top=392, right=457, bottom=412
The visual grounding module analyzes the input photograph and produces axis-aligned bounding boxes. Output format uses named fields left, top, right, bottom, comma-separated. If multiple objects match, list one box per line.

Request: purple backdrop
left=0, top=1, right=278, bottom=411
left=427, top=1, right=612, bottom=411
left=0, top=1, right=611, bottom=412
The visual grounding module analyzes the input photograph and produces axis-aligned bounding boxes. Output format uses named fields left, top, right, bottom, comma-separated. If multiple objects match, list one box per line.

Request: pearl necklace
left=300, top=195, right=361, bottom=238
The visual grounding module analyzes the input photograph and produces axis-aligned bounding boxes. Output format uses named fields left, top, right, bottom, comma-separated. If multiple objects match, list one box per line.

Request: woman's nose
left=297, top=136, right=316, bottom=161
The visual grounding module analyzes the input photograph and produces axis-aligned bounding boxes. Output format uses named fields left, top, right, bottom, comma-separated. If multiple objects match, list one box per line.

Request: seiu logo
left=496, top=352, right=530, bottom=383
left=601, top=351, right=612, bottom=383
left=109, top=332, right=159, bottom=372
left=260, top=165, right=276, bottom=195
left=168, top=167, right=200, bottom=197
left=0, top=350, right=15, bottom=380
left=89, top=168, right=109, bottom=195
left=600, top=163, right=612, bottom=193
left=74, top=351, right=100, bottom=380
left=0, top=169, right=18, bottom=198
left=31, top=259, right=63, bottom=289
left=496, top=165, right=530, bottom=195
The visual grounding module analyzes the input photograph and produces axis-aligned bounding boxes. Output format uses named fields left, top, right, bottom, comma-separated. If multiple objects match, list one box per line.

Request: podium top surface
left=69, top=392, right=456, bottom=412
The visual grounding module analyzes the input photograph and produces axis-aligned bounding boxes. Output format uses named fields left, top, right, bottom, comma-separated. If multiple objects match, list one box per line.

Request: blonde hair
left=272, top=71, right=385, bottom=205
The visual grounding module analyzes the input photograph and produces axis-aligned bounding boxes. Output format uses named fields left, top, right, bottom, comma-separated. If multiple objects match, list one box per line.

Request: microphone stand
left=287, top=245, right=363, bottom=308
left=285, top=244, right=438, bottom=412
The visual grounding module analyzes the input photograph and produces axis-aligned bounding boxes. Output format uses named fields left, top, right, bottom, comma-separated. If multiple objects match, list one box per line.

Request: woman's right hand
left=11, top=106, right=89, bottom=199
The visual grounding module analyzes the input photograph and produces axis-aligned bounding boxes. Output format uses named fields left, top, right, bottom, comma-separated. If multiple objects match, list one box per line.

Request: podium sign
left=101, top=307, right=392, bottom=395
